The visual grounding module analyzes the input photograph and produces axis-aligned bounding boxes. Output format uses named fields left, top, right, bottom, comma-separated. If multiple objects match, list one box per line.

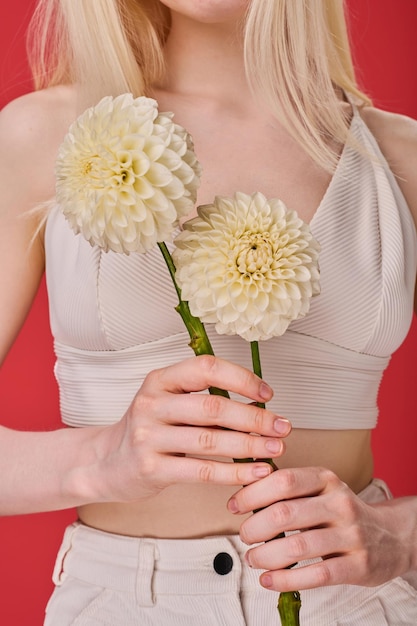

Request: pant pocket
left=44, top=577, right=111, bottom=626
left=336, top=578, right=417, bottom=626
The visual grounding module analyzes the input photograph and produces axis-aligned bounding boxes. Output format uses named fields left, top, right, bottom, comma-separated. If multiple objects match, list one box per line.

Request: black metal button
left=213, top=552, right=233, bottom=575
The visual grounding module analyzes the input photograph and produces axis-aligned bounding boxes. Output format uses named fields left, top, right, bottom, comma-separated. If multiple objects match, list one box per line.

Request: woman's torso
left=43, top=88, right=416, bottom=538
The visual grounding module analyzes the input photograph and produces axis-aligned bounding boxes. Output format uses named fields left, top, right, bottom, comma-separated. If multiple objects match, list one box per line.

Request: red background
left=0, top=1, right=416, bottom=624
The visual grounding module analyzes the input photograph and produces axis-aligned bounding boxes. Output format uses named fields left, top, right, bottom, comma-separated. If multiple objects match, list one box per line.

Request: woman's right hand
left=88, top=355, right=291, bottom=504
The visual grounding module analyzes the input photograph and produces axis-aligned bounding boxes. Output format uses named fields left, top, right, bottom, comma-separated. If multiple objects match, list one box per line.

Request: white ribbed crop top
left=45, top=107, right=417, bottom=429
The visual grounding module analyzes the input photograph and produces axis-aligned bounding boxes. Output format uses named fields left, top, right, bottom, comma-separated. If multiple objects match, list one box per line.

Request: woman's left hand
left=227, top=466, right=417, bottom=591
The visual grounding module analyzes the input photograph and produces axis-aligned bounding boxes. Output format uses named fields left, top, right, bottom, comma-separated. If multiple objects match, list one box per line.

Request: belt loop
left=371, top=477, right=393, bottom=500
left=52, top=522, right=80, bottom=586
left=135, top=539, right=157, bottom=607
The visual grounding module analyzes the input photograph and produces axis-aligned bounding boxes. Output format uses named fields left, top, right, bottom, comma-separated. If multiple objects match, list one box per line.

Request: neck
left=156, top=12, right=251, bottom=105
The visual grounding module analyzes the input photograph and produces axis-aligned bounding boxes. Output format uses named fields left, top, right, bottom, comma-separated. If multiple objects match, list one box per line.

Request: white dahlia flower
left=56, top=94, right=201, bottom=253
left=173, top=192, right=320, bottom=341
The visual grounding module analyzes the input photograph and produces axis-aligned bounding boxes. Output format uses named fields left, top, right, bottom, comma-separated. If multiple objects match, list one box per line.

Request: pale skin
left=0, top=0, right=417, bottom=596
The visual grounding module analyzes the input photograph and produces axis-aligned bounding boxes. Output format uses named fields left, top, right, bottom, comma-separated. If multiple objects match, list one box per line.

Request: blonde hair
left=27, top=0, right=168, bottom=102
left=245, top=0, right=371, bottom=169
left=27, top=0, right=371, bottom=171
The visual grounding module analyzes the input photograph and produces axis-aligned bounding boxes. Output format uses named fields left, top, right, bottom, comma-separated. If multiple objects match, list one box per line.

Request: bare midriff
left=77, top=428, right=374, bottom=538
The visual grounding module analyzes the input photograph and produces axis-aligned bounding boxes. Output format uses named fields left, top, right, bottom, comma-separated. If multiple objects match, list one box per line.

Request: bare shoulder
left=359, top=106, right=417, bottom=226
left=0, top=85, right=78, bottom=209
left=0, top=84, right=77, bottom=142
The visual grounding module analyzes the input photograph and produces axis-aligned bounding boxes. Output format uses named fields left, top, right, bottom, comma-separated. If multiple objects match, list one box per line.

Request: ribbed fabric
left=45, top=108, right=417, bottom=429
left=54, top=331, right=390, bottom=429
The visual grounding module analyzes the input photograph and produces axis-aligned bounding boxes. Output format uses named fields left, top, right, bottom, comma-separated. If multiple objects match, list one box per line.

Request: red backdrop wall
left=0, top=1, right=416, bottom=624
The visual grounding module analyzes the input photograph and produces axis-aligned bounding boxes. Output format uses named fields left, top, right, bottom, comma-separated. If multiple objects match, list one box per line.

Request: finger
left=245, top=527, right=350, bottom=571
left=148, top=454, right=274, bottom=487
left=239, top=493, right=340, bottom=543
left=228, top=467, right=341, bottom=514
left=259, top=554, right=361, bottom=592
left=155, top=392, right=291, bottom=437
left=157, top=424, right=285, bottom=460
left=142, top=355, right=274, bottom=403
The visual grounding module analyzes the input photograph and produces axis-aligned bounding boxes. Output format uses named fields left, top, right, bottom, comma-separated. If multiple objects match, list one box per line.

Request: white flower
left=56, top=94, right=201, bottom=253
left=173, top=191, right=320, bottom=341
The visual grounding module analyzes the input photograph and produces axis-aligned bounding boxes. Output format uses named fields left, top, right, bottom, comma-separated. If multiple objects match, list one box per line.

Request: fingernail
left=273, top=417, right=291, bottom=435
left=259, top=382, right=273, bottom=400
left=265, top=439, right=282, bottom=454
left=261, top=574, right=273, bottom=588
left=245, top=551, right=253, bottom=567
left=253, top=464, right=271, bottom=478
left=228, top=497, right=239, bottom=513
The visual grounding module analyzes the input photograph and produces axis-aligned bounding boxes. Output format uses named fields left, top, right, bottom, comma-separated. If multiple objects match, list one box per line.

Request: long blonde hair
left=27, top=0, right=371, bottom=171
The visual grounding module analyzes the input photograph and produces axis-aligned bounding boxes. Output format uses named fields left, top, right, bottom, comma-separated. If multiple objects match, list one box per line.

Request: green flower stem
left=158, top=242, right=228, bottom=398
left=251, top=340, right=301, bottom=626
left=250, top=340, right=265, bottom=408
left=250, top=341, right=277, bottom=472
left=277, top=591, right=302, bottom=626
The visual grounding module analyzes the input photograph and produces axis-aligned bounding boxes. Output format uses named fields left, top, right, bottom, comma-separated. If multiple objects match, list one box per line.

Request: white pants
left=44, top=479, right=417, bottom=625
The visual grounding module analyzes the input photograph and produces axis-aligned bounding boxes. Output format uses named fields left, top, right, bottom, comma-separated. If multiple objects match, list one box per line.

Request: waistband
left=53, top=529, right=261, bottom=606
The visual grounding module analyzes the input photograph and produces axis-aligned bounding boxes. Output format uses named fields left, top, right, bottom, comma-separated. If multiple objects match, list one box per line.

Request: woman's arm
left=0, top=354, right=290, bottom=515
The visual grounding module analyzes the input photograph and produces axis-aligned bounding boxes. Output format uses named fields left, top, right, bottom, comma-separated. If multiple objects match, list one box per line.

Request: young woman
left=0, top=0, right=416, bottom=623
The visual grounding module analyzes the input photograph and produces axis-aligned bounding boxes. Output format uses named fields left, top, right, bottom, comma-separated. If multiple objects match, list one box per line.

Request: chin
left=158, top=0, right=249, bottom=24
